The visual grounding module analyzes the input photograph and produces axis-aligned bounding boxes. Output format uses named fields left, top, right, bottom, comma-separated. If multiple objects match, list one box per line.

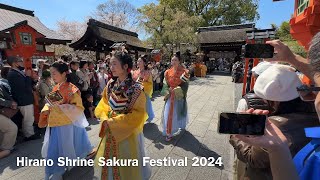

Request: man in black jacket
left=69, top=60, right=84, bottom=90
left=7, top=56, right=39, bottom=141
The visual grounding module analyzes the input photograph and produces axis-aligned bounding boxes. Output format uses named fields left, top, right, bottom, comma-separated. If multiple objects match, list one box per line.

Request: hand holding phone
left=244, top=44, right=275, bottom=58
left=218, top=112, right=267, bottom=136
left=235, top=120, right=288, bottom=152
left=226, top=109, right=288, bottom=151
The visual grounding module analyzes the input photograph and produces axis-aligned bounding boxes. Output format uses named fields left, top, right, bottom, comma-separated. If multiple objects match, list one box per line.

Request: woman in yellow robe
left=39, top=61, right=93, bottom=180
left=95, top=51, right=151, bottom=180
left=132, top=55, right=154, bottom=122
left=132, top=56, right=153, bottom=97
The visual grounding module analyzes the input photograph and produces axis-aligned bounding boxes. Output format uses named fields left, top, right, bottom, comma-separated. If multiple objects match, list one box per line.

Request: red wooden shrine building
left=0, top=3, right=71, bottom=123
left=0, top=3, right=71, bottom=69
left=289, top=0, right=320, bottom=50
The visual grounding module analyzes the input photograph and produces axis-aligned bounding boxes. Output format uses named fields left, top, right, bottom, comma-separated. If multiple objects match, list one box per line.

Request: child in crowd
left=83, top=94, right=95, bottom=120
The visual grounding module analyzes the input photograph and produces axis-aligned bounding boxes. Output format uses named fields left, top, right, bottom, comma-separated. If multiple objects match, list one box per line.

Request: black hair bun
left=174, top=51, right=181, bottom=60
left=113, top=51, right=133, bottom=69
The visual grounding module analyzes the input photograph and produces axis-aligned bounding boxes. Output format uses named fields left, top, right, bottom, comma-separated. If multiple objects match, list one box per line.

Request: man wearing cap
left=7, top=56, right=39, bottom=141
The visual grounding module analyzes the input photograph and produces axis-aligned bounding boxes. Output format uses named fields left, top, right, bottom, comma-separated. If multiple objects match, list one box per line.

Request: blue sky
left=0, top=0, right=293, bottom=37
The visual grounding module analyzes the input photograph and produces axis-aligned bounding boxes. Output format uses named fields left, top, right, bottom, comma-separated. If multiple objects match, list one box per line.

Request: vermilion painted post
left=250, top=58, right=259, bottom=91
left=242, top=59, right=249, bottom=96
left=242, top=37, right=255, bottom=95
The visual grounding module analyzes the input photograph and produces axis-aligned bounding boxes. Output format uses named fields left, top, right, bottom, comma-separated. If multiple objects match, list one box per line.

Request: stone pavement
left=0, top=73, right=236, bottom=180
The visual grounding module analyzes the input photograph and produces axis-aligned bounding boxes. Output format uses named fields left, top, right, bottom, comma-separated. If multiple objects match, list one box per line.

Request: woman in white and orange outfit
left=161, top=52, right=190, bottom=141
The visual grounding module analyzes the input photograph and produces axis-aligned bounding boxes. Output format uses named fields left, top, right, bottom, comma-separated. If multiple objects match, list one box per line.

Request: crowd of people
left=0, top=55, right=175, bottom=133
left=0, top=49, right=192, bottom=179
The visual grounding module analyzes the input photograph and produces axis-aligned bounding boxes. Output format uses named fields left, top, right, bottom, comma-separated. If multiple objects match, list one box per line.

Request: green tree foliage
left=277, top=21, right=291, bottom=41
left=139, top=3, right=171, bottom=48
left=275, top=21, right=307, bottom=57
left=139, top=3, right=201, bottom=49
left=160, top=0, right=260, bottom=26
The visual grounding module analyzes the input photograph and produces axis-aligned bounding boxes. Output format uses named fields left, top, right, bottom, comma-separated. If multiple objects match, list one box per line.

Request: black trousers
left=92, top=87, right=99, bottom=106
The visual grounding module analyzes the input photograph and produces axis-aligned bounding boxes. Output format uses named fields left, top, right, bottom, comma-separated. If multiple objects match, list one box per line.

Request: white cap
left=254, top=64, right=302, bottom=102
left=251, top=61, right=273, bottom=76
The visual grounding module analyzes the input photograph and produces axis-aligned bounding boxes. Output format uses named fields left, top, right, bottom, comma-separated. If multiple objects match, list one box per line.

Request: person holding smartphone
left=231, top=56, right=318, bottom=180
left=76, top=60, right=91, bottom=100
left=234, top=32, right=320, bottom=180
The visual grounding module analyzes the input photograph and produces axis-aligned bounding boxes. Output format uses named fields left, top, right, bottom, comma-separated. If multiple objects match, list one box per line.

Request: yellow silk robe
left=38, top=82, right=84, bottom=128
left=95, top=85, right=149, bottom=180
left=132, top=69, right=153, bottom=98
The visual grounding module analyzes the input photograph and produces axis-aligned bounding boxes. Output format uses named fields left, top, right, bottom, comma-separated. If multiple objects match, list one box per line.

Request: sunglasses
left=296, top=85, right=320, bottom=102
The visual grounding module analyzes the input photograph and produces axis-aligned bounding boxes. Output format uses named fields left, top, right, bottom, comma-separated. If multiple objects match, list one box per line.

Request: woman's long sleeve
left=161, top=71, right=169, bottom=96
left=69, top=92, right=84, bottom=111
left=95, top=87, right=110, bottom=121
left=38, top=92, right=84, bottom=128
left=143, top=75, right=153, bottom=98
left=38, top=106, right=49, bottom=128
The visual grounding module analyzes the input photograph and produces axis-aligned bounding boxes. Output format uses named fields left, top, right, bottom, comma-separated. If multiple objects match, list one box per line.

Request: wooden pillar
left=242, top=59, right=249, bottom=96
left=250, top=58, right=259, bottom=91
left=243, top=39, right=254, bottom=95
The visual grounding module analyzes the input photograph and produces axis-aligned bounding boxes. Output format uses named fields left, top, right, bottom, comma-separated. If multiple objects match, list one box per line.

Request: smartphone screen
left=218, top=113, right=267, bottom=135
left=244, top=44, right=274, bottom=58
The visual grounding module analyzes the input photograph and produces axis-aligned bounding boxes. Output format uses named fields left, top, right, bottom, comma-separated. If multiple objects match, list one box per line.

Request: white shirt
left=76, top=69, right=90, bottom=91
left=97, top=72, right=108, bottom=95
left=151, top=68, right=161, bottom=83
